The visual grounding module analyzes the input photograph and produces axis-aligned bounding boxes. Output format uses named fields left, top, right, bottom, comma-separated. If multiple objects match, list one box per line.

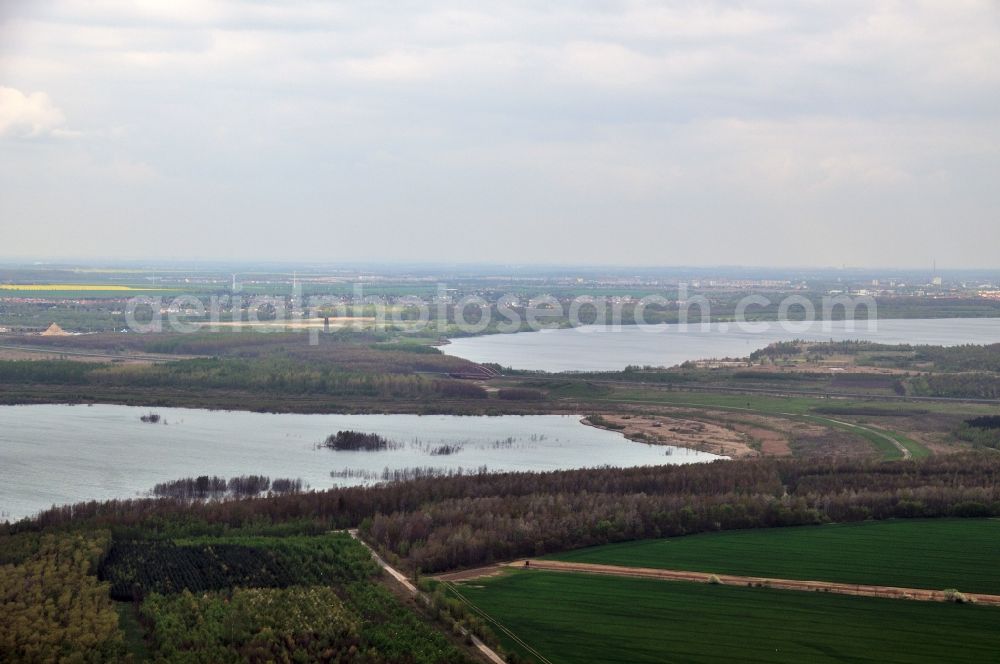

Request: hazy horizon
left=2, top=2, right=998, bottom=267
left=4, top=257, right=1000, bottom=280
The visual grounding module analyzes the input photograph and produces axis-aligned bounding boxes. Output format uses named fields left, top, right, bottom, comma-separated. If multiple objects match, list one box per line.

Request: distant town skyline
left=2, top=1, right=999, bottom=268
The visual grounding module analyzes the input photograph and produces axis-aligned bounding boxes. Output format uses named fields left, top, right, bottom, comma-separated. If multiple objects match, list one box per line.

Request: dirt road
left=500, top=559, right=1000, bottom=606
left=0, top=343, right=201, bottom=364
left=826, top=417, right=912, bottom=459
left=346, top=530, right=507, bottom=664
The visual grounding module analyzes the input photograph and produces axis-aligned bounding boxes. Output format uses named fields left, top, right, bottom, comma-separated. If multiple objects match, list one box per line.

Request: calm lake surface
left=0, top=404, right=718, bottom=521
left=443, top=317, right=1000, bottom=372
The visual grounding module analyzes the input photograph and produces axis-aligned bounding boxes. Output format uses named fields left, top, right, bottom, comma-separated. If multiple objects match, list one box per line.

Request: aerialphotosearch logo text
left=125, top=282, right=878, bottom=343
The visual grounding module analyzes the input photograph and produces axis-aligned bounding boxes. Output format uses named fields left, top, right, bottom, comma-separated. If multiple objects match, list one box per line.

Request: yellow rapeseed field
left=0, top=284, right=167, bottom=291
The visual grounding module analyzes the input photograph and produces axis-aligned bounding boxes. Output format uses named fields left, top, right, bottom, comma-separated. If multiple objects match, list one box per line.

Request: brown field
left=0, top=347, right=112, bottom=362
left=739, top=424, right=792, bottom=455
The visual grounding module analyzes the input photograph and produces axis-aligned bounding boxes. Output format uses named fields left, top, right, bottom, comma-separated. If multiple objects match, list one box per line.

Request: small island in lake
left=321, top=430, right=399, bottom=451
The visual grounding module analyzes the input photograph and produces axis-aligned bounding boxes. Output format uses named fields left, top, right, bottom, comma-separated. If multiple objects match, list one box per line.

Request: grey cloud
left=1, top=1, right=998, bottom=267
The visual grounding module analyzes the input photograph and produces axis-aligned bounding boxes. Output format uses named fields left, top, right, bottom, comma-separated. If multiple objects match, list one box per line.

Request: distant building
left=692, top=360, right=749, bottom=369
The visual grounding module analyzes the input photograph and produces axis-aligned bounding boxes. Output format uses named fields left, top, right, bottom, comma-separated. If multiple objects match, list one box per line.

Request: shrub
left=942, top=589, right=971, bottom=604
left=142, top=587, right=361, bottom=661
left=497, top=388, right=545, bottom=401
left=323, top=430, right=398, bottom=451
left=586, top=414, right=625, bottom=430
left=435, top=381, right=489, bottom=399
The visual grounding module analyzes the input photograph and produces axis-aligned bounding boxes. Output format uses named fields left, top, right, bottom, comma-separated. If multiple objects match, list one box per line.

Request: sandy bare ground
left=740, top=425, right=792, bottom=455
left=653, top=406, right=868, bottom=458
left=738, top=362, right=914, bottom=375
left=586, top=413, right=759, bottom=458
left=580, top=405, right=804, bottom=457
left=504, top=560, right=1000, bottom=606
left=434, top=566, right=509, bottom=582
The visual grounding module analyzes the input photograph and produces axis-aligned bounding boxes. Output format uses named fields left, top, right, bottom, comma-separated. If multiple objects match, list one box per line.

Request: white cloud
left=0, top=86, right=68, bottom=138
left=339, top=49, right=450, bottom=82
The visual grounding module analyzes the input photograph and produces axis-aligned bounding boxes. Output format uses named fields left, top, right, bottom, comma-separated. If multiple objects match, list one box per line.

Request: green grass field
left=882, top=427, right=932, bottom=458
left=547, top=519, right=1000, bottom=594
left=456, top=571, right=1000, bottom=664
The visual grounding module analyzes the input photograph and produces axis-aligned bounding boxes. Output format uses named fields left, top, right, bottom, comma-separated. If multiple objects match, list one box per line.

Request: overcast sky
left=1, top=1, right=998, bottom=268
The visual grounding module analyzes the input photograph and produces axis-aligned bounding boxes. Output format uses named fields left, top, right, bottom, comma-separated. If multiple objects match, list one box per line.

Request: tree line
left=151, top=475, right=303, bottom=499
left=9, top=454, right=999, bottom=575
left=0, top=357, right=487, bottom=402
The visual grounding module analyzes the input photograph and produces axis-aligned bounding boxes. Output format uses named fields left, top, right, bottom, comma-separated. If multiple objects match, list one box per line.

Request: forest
left=6, top=333, right=1000, bottom=410
left=2, top=329, right=484, bottom=375
left=99, top=533, right=378, bottom=600
left=0, top=357, right=486, bottom=403
left=125, top=534, right=474, bottom=663
left=906, top=373, right=1000, bottom=399
left=359, top=454, right=1000, bottom=572
left=8, top=454, right=999, bottom=577
left=1, top=531, right=125, bottom=662
left=1, top=529, right=475, bottom=663
left=4, top=450, right=1000, bottom=661
left=142, top=586, right=363, bottom=663
left=896, top=343, right=1000, bottom=372
left=956, top=416, right=1000, bottom=450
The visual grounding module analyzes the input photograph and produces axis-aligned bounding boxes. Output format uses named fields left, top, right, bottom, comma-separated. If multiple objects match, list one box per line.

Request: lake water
left=443, top=317, right=1000, bottom=372
left=0, top=404, right=718, bottom=522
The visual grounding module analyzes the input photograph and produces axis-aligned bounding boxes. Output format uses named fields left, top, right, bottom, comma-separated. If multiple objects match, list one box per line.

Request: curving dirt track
left=494, top=560, right=1000, bottom=606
